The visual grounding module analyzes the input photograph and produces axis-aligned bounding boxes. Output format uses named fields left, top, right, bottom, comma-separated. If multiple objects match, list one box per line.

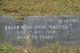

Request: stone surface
left=0, top=16, right=80, bottom=48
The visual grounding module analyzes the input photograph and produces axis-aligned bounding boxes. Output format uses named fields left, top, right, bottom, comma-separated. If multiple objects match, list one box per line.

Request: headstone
left=0, top=16, right=80, bottom=48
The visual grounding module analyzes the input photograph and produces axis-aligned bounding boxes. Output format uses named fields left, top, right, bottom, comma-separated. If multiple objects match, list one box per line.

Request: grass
left=31, top=43, right=80, bottom=53
left=0, top=43, right=14, bottom=53
left=0, top=0, right=80, bottom=19
left=1, top=43, right=80, bottom=53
